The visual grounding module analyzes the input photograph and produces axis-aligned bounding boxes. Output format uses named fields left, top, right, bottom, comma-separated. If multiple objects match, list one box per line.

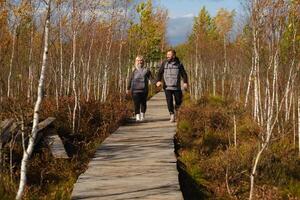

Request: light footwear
left=170, top=114, right=175, bottom=122
left=136, top=114, right=141, bottom=121
left=140, top=113, right=145, bottom=121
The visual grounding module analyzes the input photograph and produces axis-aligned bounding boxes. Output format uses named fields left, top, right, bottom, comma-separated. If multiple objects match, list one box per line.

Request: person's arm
left=156, top=62, right=165, bottom=87
left=147, top=70, right=155, bottom=84
left=180, top=63, right=188, bottom=90
left=156, top=62, right=165, bottom=82
left=180, top=63, right=188, bottom=84
left=126, top=71, right=133, bottom=94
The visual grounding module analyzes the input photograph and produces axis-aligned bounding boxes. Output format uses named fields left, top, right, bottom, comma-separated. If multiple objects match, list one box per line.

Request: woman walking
left=126, top=55, right=154, bottom=122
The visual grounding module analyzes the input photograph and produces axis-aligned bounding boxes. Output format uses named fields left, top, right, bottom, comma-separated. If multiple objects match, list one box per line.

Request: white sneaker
left=136, top=114, right=141, bottom=121
left=140, top=113, right=145, bottom=121
left=170, top=114, right=175, bottom=122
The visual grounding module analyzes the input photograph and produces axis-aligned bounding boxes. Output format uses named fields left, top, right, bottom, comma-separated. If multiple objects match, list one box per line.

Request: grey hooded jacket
left=127, top=68, right=153, bottom=93
left=156, top=57, right=188, bottom=90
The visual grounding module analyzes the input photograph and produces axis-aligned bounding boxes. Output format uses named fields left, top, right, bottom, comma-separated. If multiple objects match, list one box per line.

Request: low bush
left=0, top=95, right=132, bottom=199
left=176, top=95, right=300, bottom=199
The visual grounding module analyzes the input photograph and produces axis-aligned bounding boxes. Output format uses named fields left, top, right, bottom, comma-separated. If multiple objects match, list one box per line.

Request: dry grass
left=0, top=94, right=132, bottom=199
left=176, top=95, right=300, bottom=199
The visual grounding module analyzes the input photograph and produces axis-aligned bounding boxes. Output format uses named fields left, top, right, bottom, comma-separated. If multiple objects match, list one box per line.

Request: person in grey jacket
left=156, top=49, right=188, bottom=122
left=126, top=55, right=154, bottom=121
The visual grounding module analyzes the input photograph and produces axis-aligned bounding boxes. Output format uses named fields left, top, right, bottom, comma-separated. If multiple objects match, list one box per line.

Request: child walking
left=126, top=55, right=154, bottom=121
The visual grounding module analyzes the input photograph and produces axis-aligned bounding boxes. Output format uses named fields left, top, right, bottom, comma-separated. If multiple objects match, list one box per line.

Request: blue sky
left=154, top=0, right=242, bottom=45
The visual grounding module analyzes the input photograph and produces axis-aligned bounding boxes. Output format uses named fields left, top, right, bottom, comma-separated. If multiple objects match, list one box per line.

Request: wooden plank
left=2, top=122, right=20, bottom=144
left=37, top=117, right=56, bottom=132
left=72, top=92, right=183, bottom=200
left=0, top=119, right=14, bottom=135
left=35, top=117, right=56, bottom=144
left=48, top=135, right=68, bottom=159
left=1, top=119, right=15, bottom=147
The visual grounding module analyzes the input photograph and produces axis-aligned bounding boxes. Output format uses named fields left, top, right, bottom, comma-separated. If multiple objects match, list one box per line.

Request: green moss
left=0, top=175, right=15, bottom=200
left=208, top=95, right=226, bottom=106
left=201, top=131, right=228, bottom=155
left=179, top=151, right=211, bottom=188
left=178, top=119, right=193, bottom=134
left=282, top=181, right=300, bottom=198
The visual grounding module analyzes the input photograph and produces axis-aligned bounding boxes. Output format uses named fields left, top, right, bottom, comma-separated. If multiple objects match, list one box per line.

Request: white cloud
left=170, top=13, right=195, bottom=19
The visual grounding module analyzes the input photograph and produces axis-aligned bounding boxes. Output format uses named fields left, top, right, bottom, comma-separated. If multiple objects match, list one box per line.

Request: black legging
left=164, top=90, right=183, bottom=114
left=132, top=92, right=147, bottom=114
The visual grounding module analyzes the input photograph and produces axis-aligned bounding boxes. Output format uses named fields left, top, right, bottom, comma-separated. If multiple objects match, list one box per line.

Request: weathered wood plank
left=35, top=117, right=56, bottom=146
left=1, top=119, right=16, bottom=150
left=37, top=117, right=56, bottom=132
left=48, top=135, right=68, bottom=159
left=0, top=119, right=14, bottom=135
left=2, top=122, right=21, bottom=144
left=72, top=92, right=183, bottom=200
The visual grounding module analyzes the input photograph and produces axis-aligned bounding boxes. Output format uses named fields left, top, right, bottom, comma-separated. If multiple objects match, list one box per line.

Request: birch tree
left=16, top=1, right=51, bottom=199
left=215, top=8, right=235, bottom=98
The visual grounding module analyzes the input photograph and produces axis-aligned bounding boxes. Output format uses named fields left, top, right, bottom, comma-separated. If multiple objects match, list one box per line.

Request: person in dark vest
left=156, top=49, right=188, bottom=122
left=127, top=55, right=154, bottom=122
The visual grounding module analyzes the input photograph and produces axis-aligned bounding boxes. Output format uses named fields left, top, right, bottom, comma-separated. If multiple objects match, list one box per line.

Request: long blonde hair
left=132, top=55, right=144, bottom=71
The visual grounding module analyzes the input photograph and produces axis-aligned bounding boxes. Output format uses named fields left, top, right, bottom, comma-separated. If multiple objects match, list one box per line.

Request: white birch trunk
left=212, top=62, right=216, bottom=96
left=16, top=2, right=51, bottom=198
left=222, top=35, right=227, bottom=98
left=7, top=26, right=17, bottom=98
left=86, top=36, right=93, bottom=102
left=72, top=1, right=78, bottom=134
left=101, top=24, right=113, bottom=102
left=245, top=57, right=254, bottom=107
left=27, top=19, right=34, bottom=103
left=194, top=36, right=199, bottom=100
left=118, top=40, right=124, bottom=94
left=118, top=2, right=128, bottom=95
left=59, top=7, right=64, bottom=97
left=67, top=61, right=72, bottom=95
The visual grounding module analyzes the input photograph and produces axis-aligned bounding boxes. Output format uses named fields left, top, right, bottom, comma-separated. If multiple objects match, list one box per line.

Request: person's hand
left=156, top=81, right=162, bottom=87
left=183, top=83, right=188, bottom=90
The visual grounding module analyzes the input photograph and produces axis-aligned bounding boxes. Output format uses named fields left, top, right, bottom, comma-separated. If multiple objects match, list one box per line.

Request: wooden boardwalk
left=71, top=92, right=183, bottom=200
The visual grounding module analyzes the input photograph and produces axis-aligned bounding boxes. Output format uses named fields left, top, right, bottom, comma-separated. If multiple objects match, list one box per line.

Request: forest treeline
left=0, top=0, right=166, bottom=104
left=0, top=0, right=299, bottom=199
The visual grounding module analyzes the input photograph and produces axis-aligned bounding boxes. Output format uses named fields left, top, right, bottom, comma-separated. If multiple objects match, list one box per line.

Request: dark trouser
left=132, top=92, right=147, bottom=115
left=164, top=90, right=183, bottom=114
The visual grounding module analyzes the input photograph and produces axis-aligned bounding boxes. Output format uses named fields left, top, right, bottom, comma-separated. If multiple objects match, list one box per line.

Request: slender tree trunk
left=194, top=35, right=199, bottom=100
left=101, top=24, right=113, bottom=102
left=222, top=35, right=227, bottom=97
left=118, top=1, right=128, bottom=95
left=212, top=62, right=216, bottom=96
left=67, top=61, right=72, bottom=95
left=16, top=2, right=51, bottom=198
left=245, top=57, right=254, bottom=107
left=72, top=0, right=78, bottom=134
left=86, top=37, right=93, bottom=102
left=7, top=26, right=17, bottom=98
left=59, top=6, right=64, bottom=97
left=27, top=18, right=34, bottom=103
